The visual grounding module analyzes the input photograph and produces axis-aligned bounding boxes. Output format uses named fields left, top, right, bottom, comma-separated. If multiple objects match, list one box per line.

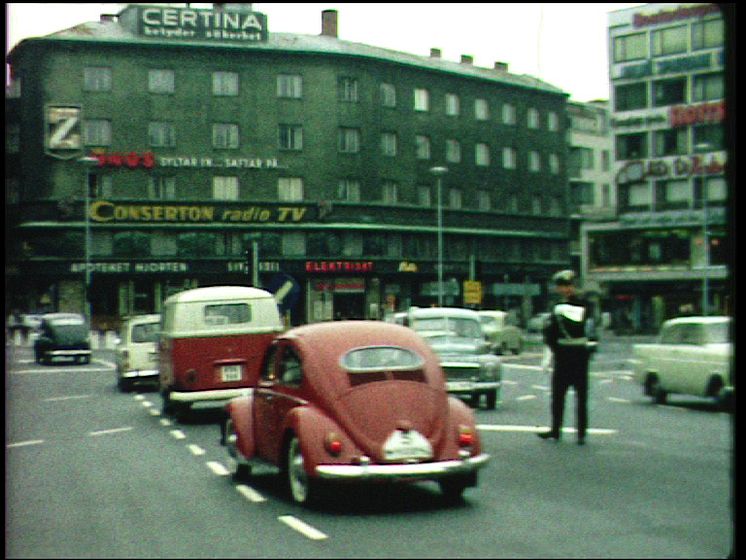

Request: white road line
left=531, top=384, right=550, bottom=391
left=608, top=397, right=632, bottom=403
left=515, top=394, right=538, bottom=401
left=148, top=408, right=161, bottom=416
left=508, top=364, right=543, bottom=371
left=206, top=461, right=230, bottom=476
left=477, top=424, right=618, bottom=435
left=236, top=484, right=267, bottom=503
left=43, top=394, right=92, bottom=402
left=501, top=380, right=518, bottom=386
left=141, top=400, right=154, bottom=408
left=187, top=444, right=205, bottom=456
left=7, top=439, right=45, bottom=448
left=170, top=429, right=186, bottom=440
left=278, top=515, right=328, bottom=541
left=89, top=427, right=134, bottom=437
left=134, top=394, right=145, bottom=401
left=160, top=419, right=173, bottom=427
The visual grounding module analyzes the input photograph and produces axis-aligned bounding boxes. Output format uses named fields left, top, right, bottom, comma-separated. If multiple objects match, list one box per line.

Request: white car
left=116, top=314, right=161, bottom=392
left=478, top=310, right=524, bottom=355
left=632, top=316, right=732, bottom=407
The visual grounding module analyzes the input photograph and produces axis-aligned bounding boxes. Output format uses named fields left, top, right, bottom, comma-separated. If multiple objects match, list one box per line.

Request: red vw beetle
left=221, top=320, right=490, bottom=506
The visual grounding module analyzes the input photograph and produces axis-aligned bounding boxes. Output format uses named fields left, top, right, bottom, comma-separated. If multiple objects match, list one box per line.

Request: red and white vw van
left=159, top=286, right=283, bottom=419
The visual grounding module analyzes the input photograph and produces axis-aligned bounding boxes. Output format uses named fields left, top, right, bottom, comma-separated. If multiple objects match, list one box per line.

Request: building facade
left=582, top=2, right=728, bottom=333
left=6, top=4, right=571, bottom=329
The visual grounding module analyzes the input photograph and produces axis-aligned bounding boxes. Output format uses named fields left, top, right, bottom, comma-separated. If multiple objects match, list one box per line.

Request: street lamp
left=429, top=166, right=448, bottom=306
left=78, top=156, right=99, bottom=323
left=695, top=143, right=712, bottom=316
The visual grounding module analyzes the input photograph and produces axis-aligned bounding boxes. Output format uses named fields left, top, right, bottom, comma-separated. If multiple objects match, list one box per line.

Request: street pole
left=430, top=166, right=448, bottom=307
left=78, top=156, right=99, bottom=324
left=702, top=183, right=709, bottom=316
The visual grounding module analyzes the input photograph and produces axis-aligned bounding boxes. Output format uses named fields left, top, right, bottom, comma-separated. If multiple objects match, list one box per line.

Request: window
left=528, top=151, right=540, bottom=172
left=277, top=74, right=302, bottom=98
left=342, top=232, right=363, bottom=257
left=381, top=132, right=398, bottom=157
left=415, top=135, right=431, bottom=159
left=474, top=99, right=489, bottom=120
left=414, top=88, right=430, bottom=112
left=212, top=123, right=239, bottom=149
left=337, top=180, right=361, bottom=202
left=547, top=111, right=559, bottom=131
left=502, top=103, right=516, bottom=125
left=572, top=182, right=594, bottom=205
left=282, top=232, right=306, bottom=256
left=278, top=177, right=304, bottom=201
left=382, top=181, right=399, bottom=204
left=475, top=143, right=490, bottom=166
left=615, top=82, right=648, bottom=111
left=527, top=108, right=540, bottom=129
left=446, top=139, right=461, bottom=163
left=148, top=177, right=176, bottom=200
left=693, top=124, right=724, bottom=151
left=148, top=69, right=174, bottom=94
left=151, top=233, right=177, bottom=257
left=279, top=124, right=303, bottom=151
left=213, top=176, right=239, bottom=200
left=417, top=185, right=432, bottom=207
left=148, top=122, right=176, bottom=147
left=652, top=25, right=688, bottom=57
left=502, top=146, right=517, bottom=169
left=506, top=194, right=519, bottom=213
left=445, top=93, right=460, bottom=116
left=212, top=71, right=239, bottom=96
left=532, top=196, right=543, bottom=215
left=93, top=175, right=114, bottom=198
left=653, top=77, right=687, bottom=107
left=616, top=132, right=648, bottom=160
left=448, top=188, right=462, bottom=209
left=692, top=19, right=724, bottom=50
left=339, top=77, right=359, bottom=102
left=571, top=147, right=594, bottom=171
left=628, top=183, right=653, bottom=206
left=477, top=190, right=491, bottom=211
left=204, top=303, right=251, bottom=326
left=693, top=73, right=724, bottom=102
left=614, top=32, right=647, bottom=62
left=83, top=67, right=112, bottom=91
left=83, top=119, right=112, bottom=146
left=654, top=128, right=688, bottom=156
left=380, top=83, right=396, bottom=107
left=338, top=128, right=361, bottom=153
left=549, top=153, right=560, bottom=175
left=659, top=179, right=691, bottom=204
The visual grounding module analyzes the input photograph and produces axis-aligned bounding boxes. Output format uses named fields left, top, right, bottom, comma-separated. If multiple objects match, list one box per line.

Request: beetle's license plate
left=221, top=365, right=242, bottom=382
left=383, top=429, right=433, bottom=462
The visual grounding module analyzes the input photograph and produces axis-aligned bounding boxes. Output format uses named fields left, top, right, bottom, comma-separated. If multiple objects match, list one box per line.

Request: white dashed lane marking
left=7, top=439, right=45, bottom=448
left=89, top=427, right=134, bottom=437
left=278, top=515, right=328, bottom=541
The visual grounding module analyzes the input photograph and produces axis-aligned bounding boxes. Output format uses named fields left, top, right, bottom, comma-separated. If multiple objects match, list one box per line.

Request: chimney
left=430, top=48, right=442, bottom=59
left=460, top=55, right=474, bottom=65
left=494, top=61, right=509, bottom=72
left=321, top=9, right=338, bottom=38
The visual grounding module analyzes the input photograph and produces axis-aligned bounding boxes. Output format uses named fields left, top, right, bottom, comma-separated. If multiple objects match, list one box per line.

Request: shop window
left=615, top=82, right=648, bottom=111
left=653, top=77, right=687, bottom=107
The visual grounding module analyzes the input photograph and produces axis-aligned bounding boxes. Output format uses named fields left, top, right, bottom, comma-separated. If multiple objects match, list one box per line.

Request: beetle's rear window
left=341, top=346, right=425, bottom=373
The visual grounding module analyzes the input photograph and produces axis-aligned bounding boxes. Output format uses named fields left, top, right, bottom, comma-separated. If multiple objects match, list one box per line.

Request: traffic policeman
left=537, top=270, right=597, bottom=445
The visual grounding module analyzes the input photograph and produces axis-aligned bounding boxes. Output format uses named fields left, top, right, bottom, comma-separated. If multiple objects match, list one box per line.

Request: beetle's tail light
left=457, top=425, right=475, bottom=448
left=324, top=432, right=343, bottom=456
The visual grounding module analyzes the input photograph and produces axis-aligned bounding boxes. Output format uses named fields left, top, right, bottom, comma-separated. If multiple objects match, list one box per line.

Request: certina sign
left=136, top=6, right=268, bottom=42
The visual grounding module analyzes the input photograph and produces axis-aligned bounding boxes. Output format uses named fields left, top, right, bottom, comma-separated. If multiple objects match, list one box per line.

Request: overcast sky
left=6, top=3, right=644, bottom=102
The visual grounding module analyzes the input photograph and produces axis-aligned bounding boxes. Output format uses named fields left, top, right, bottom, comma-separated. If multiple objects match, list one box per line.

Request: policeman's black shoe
left=537, top=430, right=560, bottom=441
left=577, top=437, right=586, bottom=446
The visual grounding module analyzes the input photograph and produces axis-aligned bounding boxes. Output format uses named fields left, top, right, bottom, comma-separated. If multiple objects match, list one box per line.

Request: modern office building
left=6, top=3, right=571, bottom=328
left=581, top=2, right=728, bottom=333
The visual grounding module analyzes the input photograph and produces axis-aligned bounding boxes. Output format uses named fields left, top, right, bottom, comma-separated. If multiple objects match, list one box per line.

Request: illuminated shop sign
left=89, top=201, right=310, bottom=223
left=615, top=153, right=726, bottom=184
left=633, top=4, right=721, bottom=28
left=305, top=261, right=375, bottom=273
left=88, top=152, right=280, bottom=170
left=132, top=6, right=268, bottom=42
left=45, top=106, right=82, bottom=160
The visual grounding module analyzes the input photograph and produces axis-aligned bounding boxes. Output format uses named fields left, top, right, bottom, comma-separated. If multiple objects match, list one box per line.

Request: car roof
left=664, top=316, right=730, bottom=325
left=164, top=285, right=274, bottom=304
left=41, top=312, right=86, bottom=322
left=410, top=307, right=480, bottom=319
left=124, top=314, right=161, bottom=324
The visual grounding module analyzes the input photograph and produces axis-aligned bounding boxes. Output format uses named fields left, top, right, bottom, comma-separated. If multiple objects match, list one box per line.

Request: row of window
left=83, top=67, right=563, bottom=130
left=91, top=175, right=566, bottom=215
left=622, top=175, right=726, bottom=209
left=614, top=72, right=723, bottom=111
left=84, top=119, right=563, bottom=171
left=613, top=18, right=723, bottom=63
left=29, top=230, right=568, bottom=263
left=615, top=123, right=723, bottom=160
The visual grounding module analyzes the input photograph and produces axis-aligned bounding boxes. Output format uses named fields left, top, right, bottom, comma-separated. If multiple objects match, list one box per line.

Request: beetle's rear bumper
left=169, top=388, right=252, bottom=403
left=314, top=452, right=490, bottom=481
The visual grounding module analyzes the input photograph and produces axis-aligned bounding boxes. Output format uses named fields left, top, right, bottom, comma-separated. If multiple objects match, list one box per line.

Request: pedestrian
left=537, top=270, right=597, bottom=445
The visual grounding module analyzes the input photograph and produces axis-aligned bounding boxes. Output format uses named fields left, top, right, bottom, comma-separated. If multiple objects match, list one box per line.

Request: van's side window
left=204, top=303, right=251, bottom=325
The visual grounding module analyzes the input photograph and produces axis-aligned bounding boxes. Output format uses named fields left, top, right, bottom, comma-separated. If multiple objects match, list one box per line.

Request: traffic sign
left=266, top=273, right=301, bottom=313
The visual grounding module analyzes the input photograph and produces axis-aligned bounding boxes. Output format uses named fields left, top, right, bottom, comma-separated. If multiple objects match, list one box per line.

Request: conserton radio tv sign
left=132, top=5, right=268, bottom=42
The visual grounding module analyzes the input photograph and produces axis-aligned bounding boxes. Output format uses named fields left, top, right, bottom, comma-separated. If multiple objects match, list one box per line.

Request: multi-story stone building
left=582, top=2, right=728, bottom=333
left=6, top=3, right=571, bottom=328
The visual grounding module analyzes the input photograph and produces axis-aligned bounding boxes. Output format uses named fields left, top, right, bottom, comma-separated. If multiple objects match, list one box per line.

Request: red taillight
left=324, top=433, right=343, bottom=456
left=458, top=426, right=475, bottom=448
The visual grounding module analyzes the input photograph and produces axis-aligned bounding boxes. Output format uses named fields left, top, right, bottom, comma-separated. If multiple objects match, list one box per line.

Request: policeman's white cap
left=552, top=270, right=576, bottom=286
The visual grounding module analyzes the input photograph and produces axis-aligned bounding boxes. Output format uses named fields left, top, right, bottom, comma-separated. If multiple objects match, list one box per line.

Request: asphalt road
left=5, top=337, right=734, bottom=558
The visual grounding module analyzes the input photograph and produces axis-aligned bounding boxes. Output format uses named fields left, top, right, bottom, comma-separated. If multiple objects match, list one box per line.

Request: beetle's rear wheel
left=285, top=436, right=322, bottom=505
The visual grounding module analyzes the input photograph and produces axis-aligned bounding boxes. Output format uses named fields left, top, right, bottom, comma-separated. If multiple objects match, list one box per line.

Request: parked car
left=221, top=320, right=489, bottom=506
left=526, top=312, right=550, bottom=334
left=406, top=307, right=501, bottom=409
left=33, top=313, right=91, bottom=365
left=478, top=310, right=524, bottom=355
left=159, top=286, right=284, bottom=421
left=115, top=314, right=161, bottom=392
left=632, top=316, right=732, bottom=407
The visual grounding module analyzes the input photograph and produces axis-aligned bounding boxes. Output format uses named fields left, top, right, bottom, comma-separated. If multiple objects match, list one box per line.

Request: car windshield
left=49, top=324, right=88, bottom=344
left=412, top=317, right=482, bottom=339
left=132, top=322, right=160, bottom=343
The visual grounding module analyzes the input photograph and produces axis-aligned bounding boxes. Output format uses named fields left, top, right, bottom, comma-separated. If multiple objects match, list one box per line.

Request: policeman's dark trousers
left=549, top=348, right=589, bottom=439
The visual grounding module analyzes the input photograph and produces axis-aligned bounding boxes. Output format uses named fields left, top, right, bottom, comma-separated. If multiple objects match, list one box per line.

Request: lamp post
left=430, top=166, right=448, bottom=306
left=78, top=156, right=99, bottom=323
left=702, top=181, right=709, bottom=316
